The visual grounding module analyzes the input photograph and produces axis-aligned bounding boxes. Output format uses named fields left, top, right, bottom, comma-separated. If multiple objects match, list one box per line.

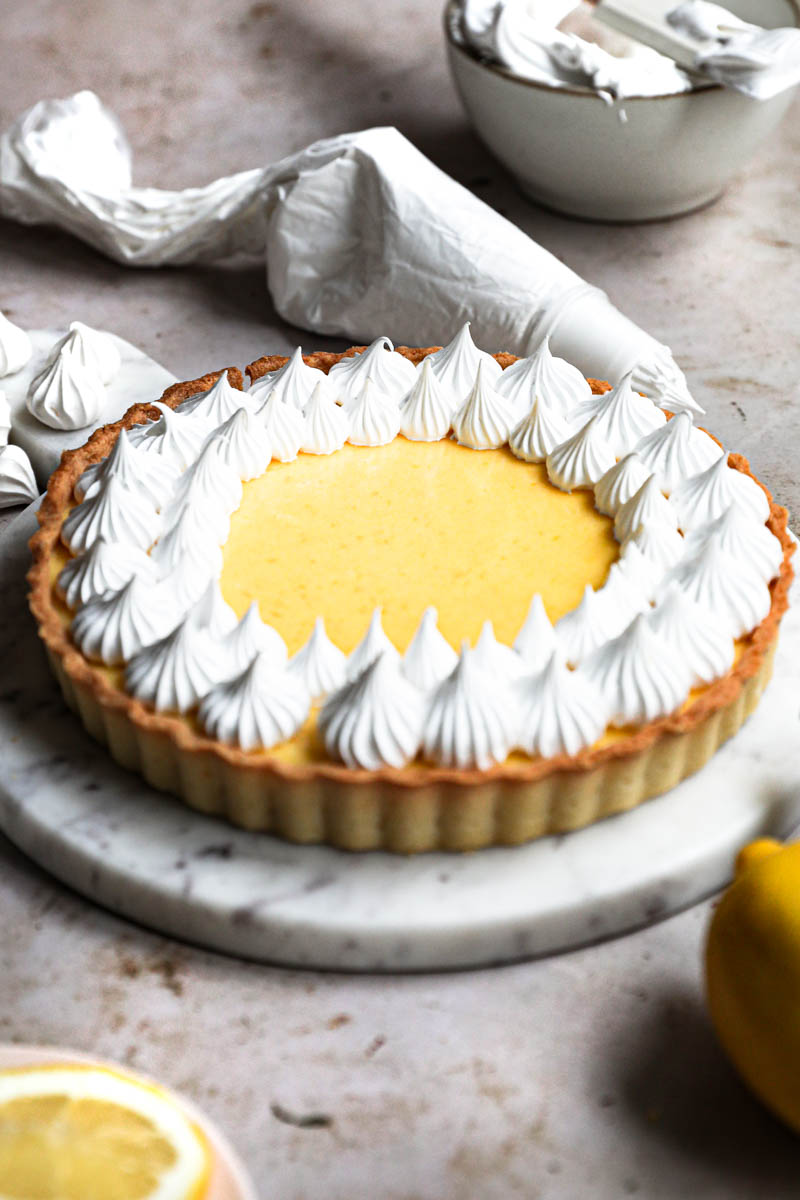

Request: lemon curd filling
left=51, top=434, right=749, bottom=770
left=220, top=437, right=619, bottom=655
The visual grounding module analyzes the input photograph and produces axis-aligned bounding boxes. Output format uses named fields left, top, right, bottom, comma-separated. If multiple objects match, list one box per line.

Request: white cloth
left=0, top=90, right=698, bottom=411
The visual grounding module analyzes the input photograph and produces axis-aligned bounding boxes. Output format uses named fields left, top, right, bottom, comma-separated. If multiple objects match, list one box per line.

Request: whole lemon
left=706, top=837, right=800, bottom=1133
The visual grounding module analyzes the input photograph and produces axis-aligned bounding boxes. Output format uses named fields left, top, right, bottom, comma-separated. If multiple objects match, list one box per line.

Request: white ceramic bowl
left=445, top=0, right=800, bottom=220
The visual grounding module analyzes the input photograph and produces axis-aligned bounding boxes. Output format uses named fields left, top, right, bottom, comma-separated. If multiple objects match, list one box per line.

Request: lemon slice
left=0, top=1063, right=211, bottom=1200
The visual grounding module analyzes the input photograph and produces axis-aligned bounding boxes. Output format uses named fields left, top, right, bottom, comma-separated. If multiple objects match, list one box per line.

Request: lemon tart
left=28, top=328, right=794, bottom=852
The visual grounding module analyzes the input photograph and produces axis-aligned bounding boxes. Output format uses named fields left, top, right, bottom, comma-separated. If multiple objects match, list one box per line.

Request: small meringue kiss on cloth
left=0, top=322, right=176, bottom=494
left=0, top=90, right=699, bottom=415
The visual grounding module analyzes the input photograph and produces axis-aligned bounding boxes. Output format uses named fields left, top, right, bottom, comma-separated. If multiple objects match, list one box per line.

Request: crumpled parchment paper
left=0, top=90, right=699, bottom=412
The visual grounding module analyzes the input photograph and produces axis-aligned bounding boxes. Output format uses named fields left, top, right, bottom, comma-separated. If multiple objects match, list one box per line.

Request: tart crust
left=28, top=354, right=795, bottom=853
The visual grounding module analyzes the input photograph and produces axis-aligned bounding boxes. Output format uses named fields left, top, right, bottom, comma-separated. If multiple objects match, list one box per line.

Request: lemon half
left=706, top=837, right=800, bottom=1134
left=0, top=1063, right=211, bottom=1200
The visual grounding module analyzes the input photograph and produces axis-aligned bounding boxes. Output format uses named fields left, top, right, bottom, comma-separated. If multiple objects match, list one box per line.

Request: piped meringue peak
left=555, top=582, right=617, bottom=666
left=581, top=612, right=694, bottom=727
left=546, top=414, right=616, bottom=492
left=621, top=521, right=685, bottom=572
left=137, top=401, right=207, bottom=470
left=452, top=361, right=516, bottom=450
left=288, top=616, right=347, bottom=701
left=401, top=357, right=453, bottom=442
left=426, top=323, right=502, bottom=402
left=0, top=444, right=38, bottom=509
left=496, top=335, right=591, bottom=422
left=0, top=392, right=10, bottom=446
left=27, top=345, right=105, bottom=432
left=198, top=653, right=310, bottom=752
left=57, top=537, right=156, bottom=609
left=71, top=575, right=175, bottom=665
left=508, top=396, right=571, bottom=464
left=302, top=382, right=349, bottom=454
left=62, top=473, right=161, bottom=555
left=671, top=453, right=770, bottom=531
left=26, top=322, right=121, bottom=431
left=515, top=651, right=609, bottom=758
left=183, top=370, right=251, bottom=432
left=55, top=321, right=120, bottom=385
left=347, top=608, right=400, bottom=681
left=54, top=332, right=784, bottom=773
left=684, top=505, right=783, bottom=583
left=193, top=578, right=238, bottom=639
left=650, top=585, right=734, bottom=688
left=0, top=310, right=32, bottom=377
left=664, top=540, right=772, bottom=640
left=594, top=452, right=651, bottom=518
left=402, top=607, right=458, bottom=691
left=635, top=412, right=723, bottom=494
left=614, top=474, right=678, bottom=543
left=423, top=644, right=516, bottom=770
left=320, top=652, right=426, bottom=770
left=125, top=616, right=229, bottom=714
left=346, top=379, right=402, bottom=447
left=225, top=601, right=288, bottom=674
left=574, top=371, right=666, bottom=458
left=249, top=347, right=329, bottom=410
left=255, top=390, right=305, bottom=462
left=513, top=594, right=557, bottom=671
left=209, top=407, right=272, bottom=480
left=74, top=427, right=177, bottom=507
left=473, top=619, right=526, bottom=680
left=328, top=336, right=417, bottom=402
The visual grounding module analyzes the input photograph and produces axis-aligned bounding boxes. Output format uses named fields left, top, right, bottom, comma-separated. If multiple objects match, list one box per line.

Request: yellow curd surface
left=220, top=437, right=619, bottom=655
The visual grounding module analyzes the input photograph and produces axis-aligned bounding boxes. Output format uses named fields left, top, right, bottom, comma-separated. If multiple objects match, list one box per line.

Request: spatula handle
left=592, top=0, right=706, bottom=71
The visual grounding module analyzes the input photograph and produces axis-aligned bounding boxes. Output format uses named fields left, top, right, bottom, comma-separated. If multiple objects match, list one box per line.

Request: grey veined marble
left=2, top=507, right=799, bottom=972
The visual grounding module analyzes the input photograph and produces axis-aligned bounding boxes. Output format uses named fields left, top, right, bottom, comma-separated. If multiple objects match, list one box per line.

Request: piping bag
left=0, top=90, right=700, bottom=413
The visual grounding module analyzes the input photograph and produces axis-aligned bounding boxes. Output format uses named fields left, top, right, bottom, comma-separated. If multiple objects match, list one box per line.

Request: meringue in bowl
left=444, top=0, right=800, bottom=221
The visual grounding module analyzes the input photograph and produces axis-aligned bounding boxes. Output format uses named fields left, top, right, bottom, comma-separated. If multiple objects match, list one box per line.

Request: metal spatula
left=589, top=0, right=800, bottom=98
left=590, top=0, right=710, bottom=71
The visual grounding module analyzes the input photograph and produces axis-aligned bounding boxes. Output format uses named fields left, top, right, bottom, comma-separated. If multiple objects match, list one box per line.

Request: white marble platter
left=4, top=329, right=176, bottom=486
left=1, top=505, right=799, bottom=972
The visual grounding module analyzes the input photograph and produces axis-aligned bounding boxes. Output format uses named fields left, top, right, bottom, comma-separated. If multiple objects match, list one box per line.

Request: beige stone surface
left=1, top=1, right=799, bottom=1196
